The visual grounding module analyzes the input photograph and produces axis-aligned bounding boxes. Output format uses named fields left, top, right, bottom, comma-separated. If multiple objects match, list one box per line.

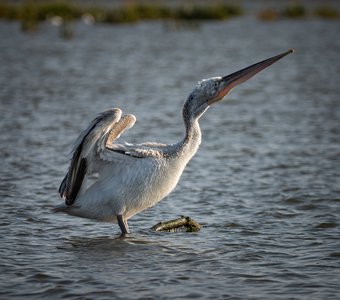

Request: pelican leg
left=117, top=214, right=129, bottom=235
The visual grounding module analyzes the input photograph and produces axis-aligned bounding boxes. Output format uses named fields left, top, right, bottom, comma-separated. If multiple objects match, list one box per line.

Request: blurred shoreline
left=0, top=0, right=339, bottom=26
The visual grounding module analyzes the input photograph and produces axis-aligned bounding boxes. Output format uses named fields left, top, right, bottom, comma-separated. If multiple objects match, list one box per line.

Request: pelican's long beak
left=208, top=49, right=294, bottom=105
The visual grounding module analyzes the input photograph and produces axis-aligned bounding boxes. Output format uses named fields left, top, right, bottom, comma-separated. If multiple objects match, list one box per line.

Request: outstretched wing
left=59, top=108, right=136, bottom=205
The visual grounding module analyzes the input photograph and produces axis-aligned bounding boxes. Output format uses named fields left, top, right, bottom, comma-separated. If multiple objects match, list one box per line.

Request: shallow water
left=0, top=18, right=339, bottom=299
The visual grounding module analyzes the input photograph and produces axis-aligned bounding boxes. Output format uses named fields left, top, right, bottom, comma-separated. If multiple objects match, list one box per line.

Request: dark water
left=0, top=18, right=339, bottom=299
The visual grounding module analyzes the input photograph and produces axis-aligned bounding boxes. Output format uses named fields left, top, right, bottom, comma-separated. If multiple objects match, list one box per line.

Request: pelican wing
left=101, top=142, right=166, bottom=161
left=59, top=108, right=137, bottom=205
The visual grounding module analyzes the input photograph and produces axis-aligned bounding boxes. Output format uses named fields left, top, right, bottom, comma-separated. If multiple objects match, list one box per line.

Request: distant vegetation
left=0, top=0, right=243, bottom=31
left=258, top=4, right=339, bottom=21
left=0, top=1, right=338, bottom=32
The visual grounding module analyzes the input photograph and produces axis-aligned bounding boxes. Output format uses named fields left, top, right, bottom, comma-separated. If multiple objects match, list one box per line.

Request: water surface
left=0, top=18, right=339, bottom=299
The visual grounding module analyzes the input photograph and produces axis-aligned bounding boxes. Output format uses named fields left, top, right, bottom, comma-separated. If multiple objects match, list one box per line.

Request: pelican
left=53, top=49, right=293, bottom=235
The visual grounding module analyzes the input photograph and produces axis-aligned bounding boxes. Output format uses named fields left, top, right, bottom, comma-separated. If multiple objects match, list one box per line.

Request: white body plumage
left=68, top=130, right=200, bottom=223
left=55, top=106, right=202, bottom=230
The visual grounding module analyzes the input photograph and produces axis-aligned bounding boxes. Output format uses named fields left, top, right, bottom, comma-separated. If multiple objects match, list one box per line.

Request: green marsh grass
left=282, top=4, right=306, bottom=18
left=0, top=1, right=338, bottom=30
left=0, top=1, right=243, bottom=25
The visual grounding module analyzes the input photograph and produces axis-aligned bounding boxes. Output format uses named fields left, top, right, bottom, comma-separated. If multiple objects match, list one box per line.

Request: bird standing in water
left=54, top=50, right=293, bottom=235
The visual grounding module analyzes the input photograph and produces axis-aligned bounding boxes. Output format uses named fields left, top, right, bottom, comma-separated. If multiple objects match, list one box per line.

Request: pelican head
left=183, top=49, right=294, bottom=121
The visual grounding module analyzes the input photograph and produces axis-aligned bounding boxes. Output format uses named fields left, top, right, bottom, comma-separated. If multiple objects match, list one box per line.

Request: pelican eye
left=213, top=81, right=220, bottom=94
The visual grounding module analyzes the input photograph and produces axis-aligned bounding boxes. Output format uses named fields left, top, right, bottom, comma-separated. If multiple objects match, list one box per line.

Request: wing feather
left=59, top=108, right=137, bottom=205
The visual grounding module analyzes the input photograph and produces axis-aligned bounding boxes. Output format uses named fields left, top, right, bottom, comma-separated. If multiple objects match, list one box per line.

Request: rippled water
left=0, top=18, right=339, bottom=299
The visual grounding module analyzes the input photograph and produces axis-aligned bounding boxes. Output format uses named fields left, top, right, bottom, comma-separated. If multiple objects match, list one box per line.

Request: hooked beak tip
left=208, top=49, right=294, bottom=105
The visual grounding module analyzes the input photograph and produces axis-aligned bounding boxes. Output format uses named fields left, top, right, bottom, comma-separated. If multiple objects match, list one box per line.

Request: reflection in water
left=0, top=18, right=339, bottom=299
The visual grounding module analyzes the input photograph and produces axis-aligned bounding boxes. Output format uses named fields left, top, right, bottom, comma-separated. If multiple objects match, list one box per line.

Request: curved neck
left=183, top=118, right=201, bottom=148
left=179, top=108, right=202, bottom=160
